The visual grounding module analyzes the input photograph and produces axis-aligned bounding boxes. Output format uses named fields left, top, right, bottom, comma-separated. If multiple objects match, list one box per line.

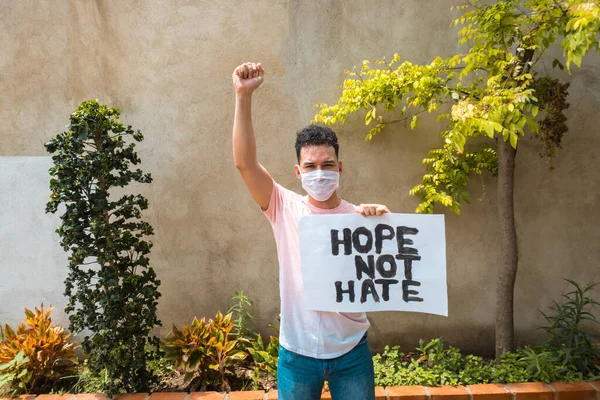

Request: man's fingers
left=376, top=205, right=390, bottom=216
left=358, top=204, right=390, bottom=216
left=257, top=63, right=264, bottom=77
left=233, top=62, right=264, bottom=81
left=358, top=204, right=372, bottom=216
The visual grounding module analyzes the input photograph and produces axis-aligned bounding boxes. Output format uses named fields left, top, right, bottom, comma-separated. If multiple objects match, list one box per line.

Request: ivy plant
left=45, top=100, right=162, bottom=395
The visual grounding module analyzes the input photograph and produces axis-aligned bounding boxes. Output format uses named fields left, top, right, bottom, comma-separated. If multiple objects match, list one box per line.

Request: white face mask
left=299, top=169, right=340, bottom=201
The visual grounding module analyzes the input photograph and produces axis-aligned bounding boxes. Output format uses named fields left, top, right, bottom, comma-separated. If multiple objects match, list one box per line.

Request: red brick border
left=2, top=381, right=599, bottom=400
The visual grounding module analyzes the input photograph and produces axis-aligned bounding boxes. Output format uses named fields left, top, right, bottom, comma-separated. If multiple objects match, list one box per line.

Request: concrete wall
left=0, top=157, right=69, bottom=330
left=1, top=0, right=599, bottom=356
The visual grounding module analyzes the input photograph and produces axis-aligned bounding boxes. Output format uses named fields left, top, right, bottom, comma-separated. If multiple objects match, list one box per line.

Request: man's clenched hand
left=232, top=62, right=264, bottom=96
left=357, top=204, right=390, bottom=216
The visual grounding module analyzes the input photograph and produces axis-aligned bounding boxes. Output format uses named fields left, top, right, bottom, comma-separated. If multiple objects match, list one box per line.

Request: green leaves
left=0, top=351, right=31, bottom=396
left=163, top=312, right=248, bottom=392
left=373, top=333, right=597, bottom=388
left=45, top=100, right=162, bottom=396
left=561, top=2, right=600, bottom=71
left=410, top=115, right=418, bottom=130
left=247, top=333, right=279, bottom=391
left=410, top=145, right=498, bottom=215
left=312, top=0, right=599, bottom=214
left=509, top=132, right=517, bottom=148
left=538, top=279, right=600, bottom=377
left=313, top=56, right=453, bottom=130
left=227, top=290, right=257, bottom=342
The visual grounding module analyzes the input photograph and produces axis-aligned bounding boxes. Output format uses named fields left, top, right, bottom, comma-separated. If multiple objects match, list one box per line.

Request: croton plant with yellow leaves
left=0, top=305, right=77, bottom=394
left=163, top=311, right=248, bottom=392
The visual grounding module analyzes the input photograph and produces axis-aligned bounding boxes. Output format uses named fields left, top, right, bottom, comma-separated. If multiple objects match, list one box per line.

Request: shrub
left=71, top=343, right=176, bottom=394
left=247, top=334, right=279, bottom=390
left=163, top=312, right=247, bottom=392
left=0, top=305, right=77, bottom=395
left=372, top=338, right=586, bottom=387
left=374, top=280, right=600, bottom=387
left=0, top=352, right=31, bottom=395
left=539, top=279, right=600, bottom=377
left=45, top=99, right=162, bottom=396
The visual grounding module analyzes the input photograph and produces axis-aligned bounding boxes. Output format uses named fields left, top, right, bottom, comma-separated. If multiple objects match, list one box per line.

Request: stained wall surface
left=1, top=0, right=599, bottom=355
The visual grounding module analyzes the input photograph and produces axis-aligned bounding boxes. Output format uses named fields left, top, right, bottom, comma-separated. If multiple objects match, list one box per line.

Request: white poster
left=299, top=213, right=447, bottom=316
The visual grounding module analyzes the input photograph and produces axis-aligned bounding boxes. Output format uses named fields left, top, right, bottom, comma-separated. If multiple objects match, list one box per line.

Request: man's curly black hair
left=295, top=124, right=339, bottom=162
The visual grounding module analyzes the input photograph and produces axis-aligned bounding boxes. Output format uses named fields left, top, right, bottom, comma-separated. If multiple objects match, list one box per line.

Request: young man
left=232, top=62, right=389, bottom=400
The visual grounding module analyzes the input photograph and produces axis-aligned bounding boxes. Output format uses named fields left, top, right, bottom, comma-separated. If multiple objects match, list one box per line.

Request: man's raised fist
left=232, top=62, right=264, bottom=96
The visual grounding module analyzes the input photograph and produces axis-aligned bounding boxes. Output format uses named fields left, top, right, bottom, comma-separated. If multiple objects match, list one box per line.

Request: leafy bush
left=69, top=359, right=107, bottom=394
left=71, top=343, right=176, bottom=393
left=163, top=312, right=247, bottom=392
left=373, top=338, right=586, bottom=387
left=0, top=352, right=31, bottom=395
left=247, top=334, right=279, bottom=390
left=0, top=305, right=77, bottom=395
left=539, top=279, right=600, bottom=376
left=45, top=99, right=162, bottom=396
left=374, top=280, right=600, bottom=387
left=146, top=342, right=178, bottom=391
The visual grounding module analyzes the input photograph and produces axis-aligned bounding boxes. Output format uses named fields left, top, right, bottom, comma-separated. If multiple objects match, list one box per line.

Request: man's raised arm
left=232, top=62, right=273, bottom=210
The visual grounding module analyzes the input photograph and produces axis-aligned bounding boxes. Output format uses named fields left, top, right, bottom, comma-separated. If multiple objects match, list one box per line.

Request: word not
left=331, top=224, right=423, bottom=304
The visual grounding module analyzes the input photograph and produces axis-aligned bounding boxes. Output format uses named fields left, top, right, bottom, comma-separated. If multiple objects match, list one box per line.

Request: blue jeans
left=277, top=334, right=375, bottom=400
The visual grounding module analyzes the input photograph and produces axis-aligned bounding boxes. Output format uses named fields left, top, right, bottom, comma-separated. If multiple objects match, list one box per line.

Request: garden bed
left=3, top=381, right=600, bottom=400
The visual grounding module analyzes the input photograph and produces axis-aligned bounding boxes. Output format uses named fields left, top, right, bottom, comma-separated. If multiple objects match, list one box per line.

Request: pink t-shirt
left=263, top=182, right=370, bottom=359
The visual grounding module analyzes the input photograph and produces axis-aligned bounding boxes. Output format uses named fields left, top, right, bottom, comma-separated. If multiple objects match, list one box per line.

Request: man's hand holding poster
left=299, top=213, right=447, bottom=316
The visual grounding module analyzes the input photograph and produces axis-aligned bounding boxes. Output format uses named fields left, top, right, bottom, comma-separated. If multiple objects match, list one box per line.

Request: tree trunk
left=495, top=138, right=518, bottom=358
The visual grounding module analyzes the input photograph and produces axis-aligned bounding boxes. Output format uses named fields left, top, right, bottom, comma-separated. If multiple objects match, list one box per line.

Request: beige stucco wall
left=1, top=0, right=599, bottom=356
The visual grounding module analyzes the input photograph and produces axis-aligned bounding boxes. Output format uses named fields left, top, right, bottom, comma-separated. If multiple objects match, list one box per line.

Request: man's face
left=294, top=145, right=342, bottom=179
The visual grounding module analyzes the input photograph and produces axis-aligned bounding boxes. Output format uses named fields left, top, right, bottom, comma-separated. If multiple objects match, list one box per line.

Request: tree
left=314, top=0, right=600, bottom=357
left=45, top=100, right=162, bottom=394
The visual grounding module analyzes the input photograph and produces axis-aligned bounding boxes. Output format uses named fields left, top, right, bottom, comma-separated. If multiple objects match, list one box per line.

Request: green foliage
left=68, top=359, right=108, bottom=394
left=409, top=146, right=498, bottom=214
left=247, top=334, right=279, bottom=391
left=70, top=343, right=176, bottom=394
left=314, top=0, right=599, bottom=214
left=0, top=305, right=77, bottom=395
left=227, top=290, right=257, bottom=341
left=373, top=338, right=587, bottom=387
left=45, top=99, right=162, bottom=396
left=374, top=280, right=600, bottom=387
left=0, top=352, right=31, bottom=395
left=163, top=311, right=248, bottom=392
left=227, top=290, right=279, bottom=391
left=146, top=343, right=178, bottom=391
left=539, top=279, right=600, bottom=377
